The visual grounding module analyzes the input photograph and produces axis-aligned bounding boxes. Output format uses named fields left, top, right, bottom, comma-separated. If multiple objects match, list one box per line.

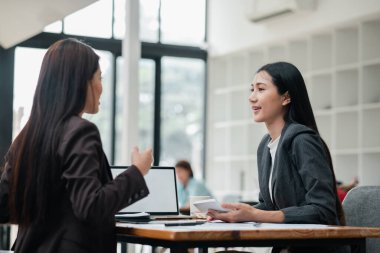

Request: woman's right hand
left=207, top=203, right=256, bottom=223
left=131, top=147, right=153, bottom=176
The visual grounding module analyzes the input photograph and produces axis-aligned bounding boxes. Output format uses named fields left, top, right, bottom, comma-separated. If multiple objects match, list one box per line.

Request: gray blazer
left=0, top=116, right=149, bottom=253
left=255, top=123, right=340, bottom=225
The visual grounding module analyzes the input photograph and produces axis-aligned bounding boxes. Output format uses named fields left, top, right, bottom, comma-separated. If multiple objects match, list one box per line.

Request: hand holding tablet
left=193, top=198, right=231, bottom=213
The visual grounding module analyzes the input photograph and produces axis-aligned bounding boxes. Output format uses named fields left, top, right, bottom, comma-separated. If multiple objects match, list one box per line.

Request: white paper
left=193, top=199, right=230, bottom=213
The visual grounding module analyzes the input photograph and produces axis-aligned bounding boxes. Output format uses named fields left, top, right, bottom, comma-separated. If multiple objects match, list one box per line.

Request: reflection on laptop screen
left=111, top=166, right=179, bottom=215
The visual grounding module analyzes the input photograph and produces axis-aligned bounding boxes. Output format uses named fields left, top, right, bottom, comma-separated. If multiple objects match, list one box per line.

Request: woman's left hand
left=207, top=203, right=256, bottom=223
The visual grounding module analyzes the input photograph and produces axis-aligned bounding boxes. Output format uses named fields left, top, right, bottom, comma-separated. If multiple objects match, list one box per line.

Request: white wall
left=208, top=0, right=380, bottom=56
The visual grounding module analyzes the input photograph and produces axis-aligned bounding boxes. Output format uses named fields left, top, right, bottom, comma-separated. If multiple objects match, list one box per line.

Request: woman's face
left=83, top=67, right=103, bottom=114
left=176, top=167, right=190, bottom=185
left=248, top=71, right=290, bottom=125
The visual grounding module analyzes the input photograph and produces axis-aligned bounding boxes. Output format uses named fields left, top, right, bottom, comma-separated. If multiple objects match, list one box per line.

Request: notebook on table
left=111, top=165, right=193, bottom=223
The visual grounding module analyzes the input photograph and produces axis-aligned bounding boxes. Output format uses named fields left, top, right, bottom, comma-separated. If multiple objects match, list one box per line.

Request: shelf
left=361, top=102, right=380, bottom=110
left=335, top=27, right=359, bottom=66
left=214, top=85, right=247, bottom=94
left=361, top=19, right=380, bottom=62
left=230, top=90, right=250, bottom=121
left=207, top=16, right=380, bottom=199
left=249, top=50, right=265, bottom=74
left=361, top=147, right=380, bottom=153
left=288, top=40, right=308, bottom=72
left=333, top=105, right=359, bottom=113
left=267, top=45, right=286, bottom=62
left=212, top=93, right=228, bottom=122
left=311, top=34, right=333, bottom=70
left=310, top=74, right=333, bottom=110
left=244, top=160, right=259, bottom=193
left=214, top=155, right=257, bottom=162
left=315, top=114, right=332, bottom=148
left=333, top=154, right=358, bottom=183
left=212, top=127, right=228, bottom=156
left=361, top=108, right=380, bottom=148
left=214, top=119, right=252, bottom=128
left=335, top=63, right=359, bottom=72
left=247, top=123, right=268, bottom=155
left=361, top=58, right=380, bottom=67
left=227, top=54, right=249, bottom=87
left=335, top=111, right=358, bottom=149
left=230, top=125, right=247, bottom=156
left=209, top=58, right=227, bottom=89
left=335, top=69, right=359, bottom=107
left=314, top=109, right=333, bottom=116
left=207, top=161, right=228, bottom=191
left=362, top=63, right=380, bottom=104
left=332, top=149, right=359, bottom=155
left=361, top=153, right=380, bottom=185
left=229, top=161, right=247, bottom=191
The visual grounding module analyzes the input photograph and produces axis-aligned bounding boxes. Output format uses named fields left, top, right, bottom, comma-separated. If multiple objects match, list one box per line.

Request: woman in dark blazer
left=207, top=62, right=348, bottom=253
left=0, top=38, right=153, bottom=253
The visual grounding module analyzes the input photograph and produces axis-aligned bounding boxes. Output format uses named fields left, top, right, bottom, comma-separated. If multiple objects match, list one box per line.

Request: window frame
left=0, top=0, right=208, bottom=173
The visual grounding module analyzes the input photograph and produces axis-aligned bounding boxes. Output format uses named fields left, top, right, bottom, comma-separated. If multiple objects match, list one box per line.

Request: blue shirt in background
left=177, top=177, right=212, bottom=208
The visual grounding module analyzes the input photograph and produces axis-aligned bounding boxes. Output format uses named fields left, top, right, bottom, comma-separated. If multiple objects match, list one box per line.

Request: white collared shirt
left=267, top=135, right=281, bottom=203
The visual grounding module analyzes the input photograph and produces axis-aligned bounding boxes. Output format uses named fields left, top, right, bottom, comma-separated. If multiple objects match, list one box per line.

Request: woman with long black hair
left=0, top=38, right=153, bottom=253
left=208, top=62, right=348, bottom=253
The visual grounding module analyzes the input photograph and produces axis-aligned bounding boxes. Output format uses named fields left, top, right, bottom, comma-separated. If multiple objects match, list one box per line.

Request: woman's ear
left=282, top=91, right=291, bottom=106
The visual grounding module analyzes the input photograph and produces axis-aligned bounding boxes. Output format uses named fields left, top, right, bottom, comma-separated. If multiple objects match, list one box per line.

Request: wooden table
left=116, top=222, right=380, bottom=253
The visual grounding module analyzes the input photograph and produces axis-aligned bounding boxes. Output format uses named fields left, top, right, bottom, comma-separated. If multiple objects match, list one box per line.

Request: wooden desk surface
left=116, top=222, right=380, bottom=241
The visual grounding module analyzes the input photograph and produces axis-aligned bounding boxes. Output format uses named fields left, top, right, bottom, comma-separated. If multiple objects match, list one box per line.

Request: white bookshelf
left=207, top=16, right=380, bottom=200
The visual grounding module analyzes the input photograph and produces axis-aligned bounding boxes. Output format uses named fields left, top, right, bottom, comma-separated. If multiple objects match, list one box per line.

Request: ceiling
left=0, top=0, right=98, bottom=49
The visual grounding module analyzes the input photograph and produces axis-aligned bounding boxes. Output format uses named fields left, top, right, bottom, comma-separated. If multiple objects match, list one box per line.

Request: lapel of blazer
left=260, top=146, right=275, bottom=210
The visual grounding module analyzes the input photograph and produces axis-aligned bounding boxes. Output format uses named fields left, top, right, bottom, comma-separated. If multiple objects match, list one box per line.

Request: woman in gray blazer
left=208, top=62, right=348, bottom=253
left=0, top=38, right=153, bottom=253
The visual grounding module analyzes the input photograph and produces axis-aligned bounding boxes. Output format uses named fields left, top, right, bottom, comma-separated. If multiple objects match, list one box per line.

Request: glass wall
left=160, top=57, right=205, bottom=176
left=11, top=0, right=207, bottom=169
left=64, top=0, right=113, bottom=38
left=83, top=50, right=114, bottom=159
left=13, top=47, right=46, bottom=139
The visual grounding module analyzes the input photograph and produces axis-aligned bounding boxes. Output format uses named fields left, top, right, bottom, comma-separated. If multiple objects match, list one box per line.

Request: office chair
left=342, top=186, right=380, bottom=253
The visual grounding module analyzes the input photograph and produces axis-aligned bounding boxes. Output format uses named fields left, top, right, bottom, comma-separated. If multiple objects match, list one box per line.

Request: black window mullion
left=153, top=57, right=161, bottom=166
left=110, top=54, right=117, bottom=164
left=0, top=47, right=15, bottom=164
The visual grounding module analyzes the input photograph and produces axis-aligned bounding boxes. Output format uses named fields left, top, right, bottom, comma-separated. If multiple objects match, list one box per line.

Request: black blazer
left=255, top=123, right=339, bottom=225
left=255, top=123, right=351, bottom=253
left=0, top=116, right=149, bottom=253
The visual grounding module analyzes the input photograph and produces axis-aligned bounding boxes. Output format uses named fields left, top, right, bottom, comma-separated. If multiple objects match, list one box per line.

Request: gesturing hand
left=131, top=146, right=153, bottom=176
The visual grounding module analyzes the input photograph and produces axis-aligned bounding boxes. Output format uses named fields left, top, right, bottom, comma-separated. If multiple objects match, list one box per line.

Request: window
left=7, top=0, right=207, bottom=171
left=83, top=50, right=114, bottom=159
left=160, top=57, right=205, bottom=176
left=160, top=0, right=206, bottom=45
left=64, top=0, right=113, bottom=38
left=138, top=59, right=156, bottom=151
left=13, top=47, right=46, bottom=139
left=140, top=0, right=160, bottom=42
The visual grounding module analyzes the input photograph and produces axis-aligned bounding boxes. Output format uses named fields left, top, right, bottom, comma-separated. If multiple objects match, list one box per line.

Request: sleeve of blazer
left=281, top=133, right=338, bottom=224
left=254, top=191, right=267, bottom=210
left=59, top=119, right=149, bottom=223
left=0, top=163, right=10, bottom=223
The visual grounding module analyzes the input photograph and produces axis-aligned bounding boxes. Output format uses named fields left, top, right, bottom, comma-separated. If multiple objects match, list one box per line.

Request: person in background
left=0, top=38, right=153, bottom=253
left=337, top=177, right=359, bottom=202
left=175, top=160, right=212, bottom=211
left=207, top=62, right=348, bottom=253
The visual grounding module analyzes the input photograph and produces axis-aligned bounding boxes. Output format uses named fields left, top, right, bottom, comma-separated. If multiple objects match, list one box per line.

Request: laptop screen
left=110, top=166, right=179, bottom=215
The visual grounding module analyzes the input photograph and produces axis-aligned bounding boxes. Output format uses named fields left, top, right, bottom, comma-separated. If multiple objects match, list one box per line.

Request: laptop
left=111, top=165, right=192, bottom=221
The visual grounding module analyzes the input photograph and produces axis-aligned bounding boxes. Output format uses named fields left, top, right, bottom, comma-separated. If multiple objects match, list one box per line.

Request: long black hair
left=8, top=38, right=99, bottom=226
left=257, top=61, right=346, bottom=226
